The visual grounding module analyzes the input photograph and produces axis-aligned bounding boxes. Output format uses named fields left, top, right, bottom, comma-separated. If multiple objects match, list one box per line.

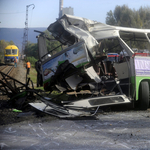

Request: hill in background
left=0, top=27, right=47, bottom=52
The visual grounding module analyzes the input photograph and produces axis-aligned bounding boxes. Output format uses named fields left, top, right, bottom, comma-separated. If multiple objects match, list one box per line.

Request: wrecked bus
left=31, top=14, right=150, bottom=118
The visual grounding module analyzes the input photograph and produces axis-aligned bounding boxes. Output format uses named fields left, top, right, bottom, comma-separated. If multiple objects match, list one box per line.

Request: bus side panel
left=134, top=56, right=150, bottom=100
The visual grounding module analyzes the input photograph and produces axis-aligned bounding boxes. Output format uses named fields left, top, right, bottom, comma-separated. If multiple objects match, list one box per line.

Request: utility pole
left=22, top=4, right=35, bottom=58
left=59, top=0, right=63, bottom=18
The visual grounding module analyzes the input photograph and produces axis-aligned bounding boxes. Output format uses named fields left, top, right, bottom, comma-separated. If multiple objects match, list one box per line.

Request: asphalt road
left=0, top=108, right=150, bottom=150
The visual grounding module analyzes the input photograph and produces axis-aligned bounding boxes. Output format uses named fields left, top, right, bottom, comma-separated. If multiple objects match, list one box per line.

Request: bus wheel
left=139, top=81, right=149, bottom=110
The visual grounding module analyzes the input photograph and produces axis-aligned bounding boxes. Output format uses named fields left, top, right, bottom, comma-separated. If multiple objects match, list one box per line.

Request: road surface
left=0, top=109, right=150, bottom=150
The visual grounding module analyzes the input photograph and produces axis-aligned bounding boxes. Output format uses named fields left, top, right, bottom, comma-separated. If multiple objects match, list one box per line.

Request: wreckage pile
left=0, top=61, right=41, bottom=125
left=0, top=61, right=70, bottom=125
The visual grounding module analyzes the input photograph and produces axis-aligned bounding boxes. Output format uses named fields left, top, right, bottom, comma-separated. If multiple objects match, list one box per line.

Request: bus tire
left=139, top=81, right=149, bottom=110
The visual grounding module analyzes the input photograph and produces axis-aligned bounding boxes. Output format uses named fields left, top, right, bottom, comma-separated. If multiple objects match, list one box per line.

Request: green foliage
left=105, top=5, right=150, bottom=51
left=106, top=10, right=117, bottom=25
left=139, top=6, right=150, bottom=28
left=0, top=40, right=15, bottom=63
left=9, top=40, right=15, bottom=45
left=24, top=30, right=62, bottom=60
left=26, top=56, right=38, bottom=67
left=0, top=40, right=6, bottom=62
left=44, top=30, right=62, bottom=55
left=0, top=40, right=15, bottom=53
left=106, top=5, right=150, bottom=29
left=28, top=67, right=37, bottom=83
left=24, top=42, right=38, bottom=59
left=0, top=54, right=3, bottom=63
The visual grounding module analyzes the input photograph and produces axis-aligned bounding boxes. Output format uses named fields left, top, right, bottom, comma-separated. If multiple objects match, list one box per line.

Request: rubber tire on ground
left=139, top=81, right=149, bottom=110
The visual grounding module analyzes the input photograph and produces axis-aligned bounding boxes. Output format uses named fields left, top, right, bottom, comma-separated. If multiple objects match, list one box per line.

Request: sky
left=0, top=0, right=150, bottom=28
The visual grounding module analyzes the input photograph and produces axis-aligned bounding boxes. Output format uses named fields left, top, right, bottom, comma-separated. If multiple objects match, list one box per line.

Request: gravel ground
left=1, top=110, right=150, bottom=150
left=13, top=60, right=26, bottom=84
left=0, top=60, right=33, bottom=125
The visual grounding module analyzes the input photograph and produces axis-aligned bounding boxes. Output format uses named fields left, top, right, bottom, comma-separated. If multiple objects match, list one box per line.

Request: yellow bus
left=4, top=45, right=19, bottom=64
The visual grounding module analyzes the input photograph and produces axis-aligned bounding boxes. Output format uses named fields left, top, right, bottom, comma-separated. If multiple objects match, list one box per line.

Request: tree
left=106, top=5, right=150, bottom=29
left=24, top=30, right=62, bottom=60
left=106, top=10, right=116, bottom=25
left=44, top=30, right=62, bottom=55
left=111, top=5, right=137, bottom=27
left=9, top=40, right=15, bottom=45
left=139, top=6, right=150, bottom=28
left=24, top=42, right=38, bottom=59
left=0, top=40, right=15, bottom=62
left=105, top=5, right=150, bottom=51
left=0, top=40, right=8, bottom=54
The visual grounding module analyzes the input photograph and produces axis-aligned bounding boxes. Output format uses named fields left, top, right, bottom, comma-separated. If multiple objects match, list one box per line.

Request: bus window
left=5, top=49, right=11, bottom=54
left=107, top=53, right=119, bottom=62
left=12, top=49, right=17, bottom=55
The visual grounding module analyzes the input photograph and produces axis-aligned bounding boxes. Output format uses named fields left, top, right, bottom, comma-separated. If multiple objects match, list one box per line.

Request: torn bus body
left=31, top=14, right=150, bottom=118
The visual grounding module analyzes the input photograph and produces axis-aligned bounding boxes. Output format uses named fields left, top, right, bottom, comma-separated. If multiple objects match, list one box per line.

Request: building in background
left=59, top=0, right=74, bottom=18
left=62, top=7, right=74, bottom=16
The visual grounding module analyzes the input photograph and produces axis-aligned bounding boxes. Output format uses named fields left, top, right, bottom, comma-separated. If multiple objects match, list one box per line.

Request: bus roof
left=5, top=45, right=19, bottom=50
